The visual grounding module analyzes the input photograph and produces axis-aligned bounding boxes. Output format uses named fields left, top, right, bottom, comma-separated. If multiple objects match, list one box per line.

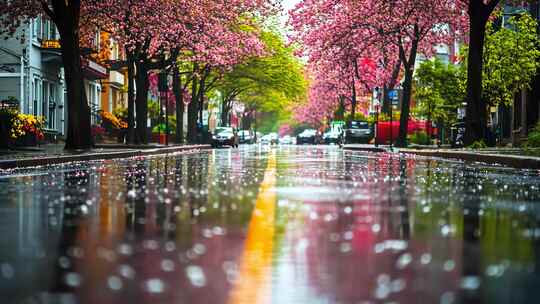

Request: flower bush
left=10, top=113, right=45, bottom=140
left=91, top=125, right=106, bottom=138
left=101, top=111, right=128, bottom=129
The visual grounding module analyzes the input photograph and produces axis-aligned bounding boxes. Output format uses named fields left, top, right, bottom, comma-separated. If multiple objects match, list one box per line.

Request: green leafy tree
left=216, top=30, right=307, bottom=127
left=462, top=12, right=540, bottom=108
left=413, top=59, right=465, bottom=124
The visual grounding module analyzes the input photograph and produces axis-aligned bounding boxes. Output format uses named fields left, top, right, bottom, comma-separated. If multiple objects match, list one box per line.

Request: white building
left=0, top=16, right=107, bottom=139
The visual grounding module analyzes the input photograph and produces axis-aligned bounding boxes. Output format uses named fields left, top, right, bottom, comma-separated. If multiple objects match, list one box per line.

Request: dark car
left=297, top=129, right=317, bottom=145
left=212, top=127, right=237, bottom=147
left=344, top=121, right=372, bottom=144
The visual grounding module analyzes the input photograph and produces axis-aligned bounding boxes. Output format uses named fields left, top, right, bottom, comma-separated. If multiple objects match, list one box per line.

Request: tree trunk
left=52, top=0, right=92, bottom=150
left=464, top=10, right=487, bottom=145
left=382, top=60, right=402, bottom=114
left=173, top=67, right=184, bottom=144
left=395, top=63, right=414, bottom=147
left=395, top=32, right=419, bottom=148
left=335, top=95, right=345, bottom=121
left=221, top=97, right=231, bottom=126
left=198, top=75, right=206, bottom=127
left=126, top=52, right=136, bottom=144
left=135, top=60, right=149, bottom=144
left=464, top=3, right=493, bottom=145
left=350, top=78, right=357, bottom=124
left=187, top=76, right=199, bottom=143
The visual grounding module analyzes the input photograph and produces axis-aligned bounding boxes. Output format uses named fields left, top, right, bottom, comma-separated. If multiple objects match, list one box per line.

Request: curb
left=0, top=144, right=212, bottom=170
left=343, top=145, right=388, bottom=153
left=399, top=149, right=540, bottom=170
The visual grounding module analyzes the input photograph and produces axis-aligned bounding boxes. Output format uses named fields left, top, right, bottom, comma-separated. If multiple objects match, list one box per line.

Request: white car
left=279, top=135, right=293, bottom=145
left=323, top=130, right=343, bottom=144
left=212, top=127, right=236, bottom=147
left=261, top=133, right=278, bottom=145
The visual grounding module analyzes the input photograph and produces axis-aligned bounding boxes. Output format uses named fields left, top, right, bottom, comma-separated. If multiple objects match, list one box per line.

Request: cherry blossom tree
left=289, top=0, right=466, bottom=146
left=84, top=0, right=274, bottom=143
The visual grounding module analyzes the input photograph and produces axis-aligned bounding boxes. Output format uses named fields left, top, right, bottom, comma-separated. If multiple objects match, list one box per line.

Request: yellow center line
left=228, top=151, right=277, bottom=304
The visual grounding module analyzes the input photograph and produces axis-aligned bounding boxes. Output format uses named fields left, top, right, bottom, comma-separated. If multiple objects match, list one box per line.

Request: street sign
left=388, top=89, right=400, bottom=105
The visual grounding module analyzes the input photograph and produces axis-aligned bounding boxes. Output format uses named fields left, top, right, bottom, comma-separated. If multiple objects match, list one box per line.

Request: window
left=48, top=20, right=56, bottom=40
left=34, top=16, right=42, bottom=40
left=112, top=40, right=119, bottom=60
left=40, top=17, right=47, bottom=40
left=42, top=81, right=49, bottom=125
left=48, top=84, right=56, bottom=129
left=32, top=79, right=39, bottom=116
left=94, top=31, right=101, bottom=51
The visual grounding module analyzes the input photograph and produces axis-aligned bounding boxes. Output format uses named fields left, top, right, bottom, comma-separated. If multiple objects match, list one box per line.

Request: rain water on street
left=1, top=146, right=540, bottom=304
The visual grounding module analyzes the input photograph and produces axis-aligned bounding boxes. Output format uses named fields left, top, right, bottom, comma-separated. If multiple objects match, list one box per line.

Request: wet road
left=1, top=145, right=540, bottom=304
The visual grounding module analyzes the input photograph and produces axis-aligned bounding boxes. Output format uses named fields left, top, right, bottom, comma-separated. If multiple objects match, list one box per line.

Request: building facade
left=0, top=16, right=111, bottom=139
left=0, top=16, right=65, bottom=135
left=96, top=32, right=127, bottom=115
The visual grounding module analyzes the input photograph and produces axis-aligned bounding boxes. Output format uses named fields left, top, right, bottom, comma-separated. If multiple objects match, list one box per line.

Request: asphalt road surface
left=1, top=145, right=540, bottom=304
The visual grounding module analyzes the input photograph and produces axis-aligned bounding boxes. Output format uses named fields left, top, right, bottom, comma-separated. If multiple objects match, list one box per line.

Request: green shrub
left=152, top=117, right=176, bottom=134
left=409, top=131, right=430, bottom=145
left=467, top=140, right=487, bottom=149
left=527, top=122, right=540, bottom=148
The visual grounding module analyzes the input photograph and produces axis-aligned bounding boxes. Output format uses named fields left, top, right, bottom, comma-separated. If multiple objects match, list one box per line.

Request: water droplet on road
left=64, top=272, right=82, bottom=287
left=186, top=265, right=206, bottom=288
left=1, top=263, right=14, bottom=279
left=145, top=278, right=165, bottom=293
left=107, top=275, right=123, bottom=291
left=460, top=276, right=481, bottom=290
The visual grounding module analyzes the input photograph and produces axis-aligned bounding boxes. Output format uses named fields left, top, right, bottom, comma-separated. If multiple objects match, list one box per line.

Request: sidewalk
left=0, top=143, right=212, bottom=170
left=399, top=148, right=540, bottom=170
left=343, top=144, right=540, bottom=170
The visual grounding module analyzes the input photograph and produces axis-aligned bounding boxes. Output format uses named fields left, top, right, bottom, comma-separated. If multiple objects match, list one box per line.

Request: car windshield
left=350, top=121, right=369, bottom=129
left=302, top=129, right=316, bottom=135
left=215, top=127, right=232, bottom=134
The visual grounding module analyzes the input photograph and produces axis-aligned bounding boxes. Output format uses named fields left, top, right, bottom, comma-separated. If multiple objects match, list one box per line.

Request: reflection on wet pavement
left=1, top=146, right=540, bottom=303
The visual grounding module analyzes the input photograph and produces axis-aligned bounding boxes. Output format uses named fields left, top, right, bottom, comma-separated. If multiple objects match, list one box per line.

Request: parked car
left=279, top=135, right=293, bottom=145
left=238, top=130, right=254, bottom=144
left=297, top=129, right=317, bottom=145
left=344, top=121, right=372, bottom=144
left=212, top=127, right=237, bottom=147
left=323, top=129, right=343, bottom=144
left=261, top=133, right=278, bottom=145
